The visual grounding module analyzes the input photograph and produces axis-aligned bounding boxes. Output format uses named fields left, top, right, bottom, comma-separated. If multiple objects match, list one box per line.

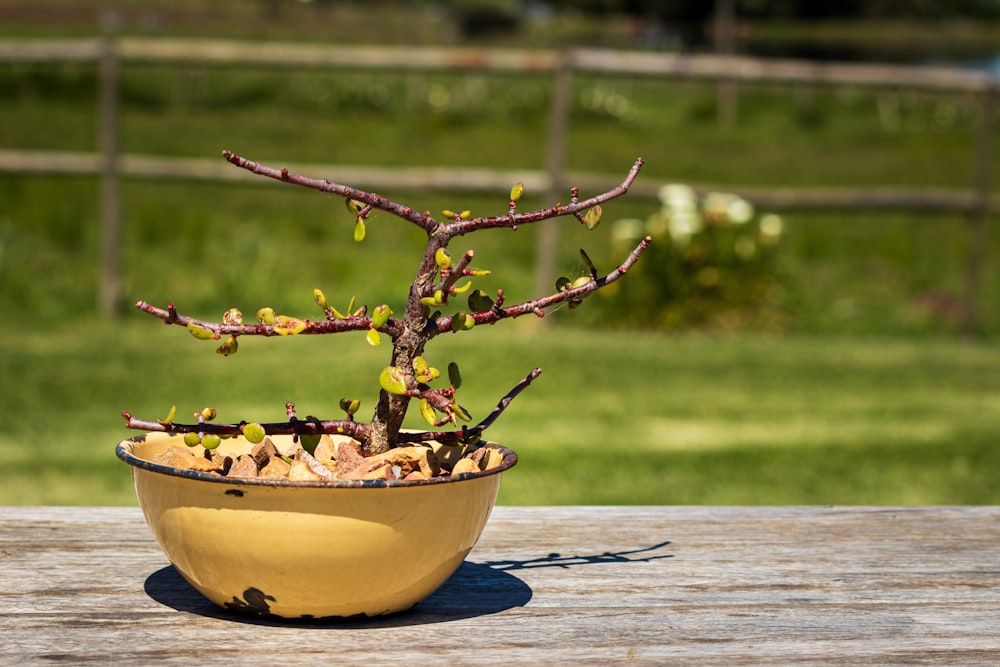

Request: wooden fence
left=0, top=36, right=997, bottom=331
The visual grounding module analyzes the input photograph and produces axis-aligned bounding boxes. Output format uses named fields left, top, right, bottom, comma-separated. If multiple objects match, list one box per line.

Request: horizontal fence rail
left=2, top=148, right=996, bottom=213
left=0, top=37, right=996, bottom=330
left=2, top=37, right=997, bottom=90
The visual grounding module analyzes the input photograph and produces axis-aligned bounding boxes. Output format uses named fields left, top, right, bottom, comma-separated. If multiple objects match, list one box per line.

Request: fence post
left=98, top=12, right=122, bottom=319
left=713, top=0, right=738, bottom=126
left=964, top=85, right=996, bottom=337
left=533, top=50, right=572, bottom=303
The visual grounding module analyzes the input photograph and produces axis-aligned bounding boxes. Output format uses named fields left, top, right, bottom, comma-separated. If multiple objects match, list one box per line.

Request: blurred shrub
left=604, top=185, right=788, bottom=331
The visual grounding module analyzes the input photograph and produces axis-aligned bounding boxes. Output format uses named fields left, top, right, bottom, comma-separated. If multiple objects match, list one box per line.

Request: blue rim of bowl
left=115, top=432, right=517, bottom=489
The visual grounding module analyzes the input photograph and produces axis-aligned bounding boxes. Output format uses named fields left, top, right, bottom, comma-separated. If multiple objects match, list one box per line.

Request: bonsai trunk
left=366, top=234, right=444, bottom=455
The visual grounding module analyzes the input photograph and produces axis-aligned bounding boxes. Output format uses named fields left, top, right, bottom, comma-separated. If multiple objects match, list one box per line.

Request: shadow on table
left=144, top=560, right=531, bottom=628
left=483, top=540, right=673, bottom=571
left=143, top=541, right=672, bottom=628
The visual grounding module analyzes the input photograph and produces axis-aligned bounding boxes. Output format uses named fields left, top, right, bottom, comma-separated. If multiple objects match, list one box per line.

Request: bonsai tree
left=122, top=150, right=651, bottom=475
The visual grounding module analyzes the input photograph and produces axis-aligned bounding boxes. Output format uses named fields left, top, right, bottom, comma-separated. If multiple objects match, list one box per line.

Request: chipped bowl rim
left=116, top=432, right=517, bottom=490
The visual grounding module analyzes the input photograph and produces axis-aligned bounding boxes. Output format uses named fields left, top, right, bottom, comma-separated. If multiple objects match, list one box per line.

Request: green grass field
left=1, top=322, right=997, bottom=505
left=3, top=63, right=998, bottom=334
left=1, top=15, right=998, bottom=505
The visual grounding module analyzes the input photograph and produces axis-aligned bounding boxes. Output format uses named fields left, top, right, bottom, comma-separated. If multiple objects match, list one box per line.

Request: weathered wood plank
left=1, top=506, right=998, bottom=665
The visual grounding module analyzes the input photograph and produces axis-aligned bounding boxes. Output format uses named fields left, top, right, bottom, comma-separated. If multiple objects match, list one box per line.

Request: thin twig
left=429, top=235, right=653, bottom=332
left=443, top=157, right=645, bottom=237
left=134, top=300, right=405, bottom=339
left=222, top=150, right=437, bottom=232
left=122, top=411, right=371, bottom=443
left=397, top=367, right=543, bottom=443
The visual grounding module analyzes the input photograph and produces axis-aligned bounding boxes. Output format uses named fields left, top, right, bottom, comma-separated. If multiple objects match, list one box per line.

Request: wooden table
left=2, top=506, right=998, bottom=665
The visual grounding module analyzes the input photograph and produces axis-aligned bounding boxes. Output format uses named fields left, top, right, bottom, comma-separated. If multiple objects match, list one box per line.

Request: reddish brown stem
left=429, top=236, right=653, bottom=332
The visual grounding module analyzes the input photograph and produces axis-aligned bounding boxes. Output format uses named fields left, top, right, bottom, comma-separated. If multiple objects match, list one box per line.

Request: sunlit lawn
left=1, top=34, right=998, bottom=506
left=1, top=321, right=996, bottom=505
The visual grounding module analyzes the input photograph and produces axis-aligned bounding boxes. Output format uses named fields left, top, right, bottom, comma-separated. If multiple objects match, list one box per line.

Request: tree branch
left=122, top=411, right=372, bottom=444
left=134, top=300, right=405, bottom=339
left=396, top=367, right=543, bottom=444
left=222, top=150, right=438, bottom=233
left=442, top=157, right=645, bottom=237
left=429, top=235, right=653, bottom=331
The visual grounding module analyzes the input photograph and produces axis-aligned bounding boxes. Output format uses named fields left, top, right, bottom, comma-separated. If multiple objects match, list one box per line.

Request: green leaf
left=468, top=289, right=494, bottom=312
left=353, top=216, right=366, bottom=243
left=158, top=405, right=177, bottom=426
left=435, top=247, right=452, bottom=270
left=243, top=422, right=266, bottom=444
left=222, top=308, right=243, bottom=326
left=448, top=361, right=462, bottom=389
left=256, top=307, right=276, bottom=325
left=339, top=398, right=360, bottom=417
left=371, top=304, right=392, bottom=328
left=510, top=182, right=524, bottom=202
left=366, top=329, right=381, bottom=346
left=419, top=399, right=437, bottom=426
left=273, top=316, right=307, bottom=336
left=379, top=366, right=409, bottom=395
left=580, top=248, right=598, bottom=275
left=420, top=290, right=446, bottom=308
left=413, top=356, right=440, bottom=383
left=215, top=335, right=239, bottom=356
left=450, top=311, right=474, bottom=332
left=187, top=321, right=217, bottom=340
left=300, top=433, right=321, bottom=455
left=583, top=205, right=603, bottom=230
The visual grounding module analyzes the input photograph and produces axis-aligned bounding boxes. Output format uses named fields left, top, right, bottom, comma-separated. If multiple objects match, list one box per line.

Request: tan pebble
left=152, top=447, right=223, bottom=473
left=360, top=462, right=397, bottom=480
left=227, top=454, right=258, bottom=479
left=287, top=460, right=322, bottom=482
left=209, top=450, right=233, bottom=471
left=259, top=456, right=292, bottom=479
left=312, top=435, right=337, bottom=461
left=335, top=440, right=366, bottom=475
left=251, top=437, right=280, bottom=468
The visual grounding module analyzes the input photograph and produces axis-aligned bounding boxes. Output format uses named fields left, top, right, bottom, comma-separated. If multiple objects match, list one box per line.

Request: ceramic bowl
left=117, top=431, right=516, bottom=619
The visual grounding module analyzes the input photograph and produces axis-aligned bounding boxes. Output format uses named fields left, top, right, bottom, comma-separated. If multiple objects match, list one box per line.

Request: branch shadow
left=143, top=540, right=672, bottom=628
left=483, top=540, right=674, bottom=571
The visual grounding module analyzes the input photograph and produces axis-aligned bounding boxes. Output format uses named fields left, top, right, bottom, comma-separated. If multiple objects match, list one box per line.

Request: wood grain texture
left=1, top=506, right=998, bottom=665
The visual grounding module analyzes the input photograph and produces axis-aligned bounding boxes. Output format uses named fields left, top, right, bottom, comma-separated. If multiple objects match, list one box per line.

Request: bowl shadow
left=144, top=560, right=533, bottom=628
left=144, top=540, right=673, bottom=627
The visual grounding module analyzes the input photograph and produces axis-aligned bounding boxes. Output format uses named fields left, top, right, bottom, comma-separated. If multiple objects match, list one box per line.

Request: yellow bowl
left=116, top=431, right=516, bottom=619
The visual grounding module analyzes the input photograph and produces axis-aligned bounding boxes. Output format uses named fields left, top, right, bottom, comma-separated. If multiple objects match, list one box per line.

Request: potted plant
left=117, top=150, right=650, bottom=620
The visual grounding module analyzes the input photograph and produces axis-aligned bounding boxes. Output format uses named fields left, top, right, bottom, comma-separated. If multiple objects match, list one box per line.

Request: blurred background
left=1, top=0, right=998, bottom=505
